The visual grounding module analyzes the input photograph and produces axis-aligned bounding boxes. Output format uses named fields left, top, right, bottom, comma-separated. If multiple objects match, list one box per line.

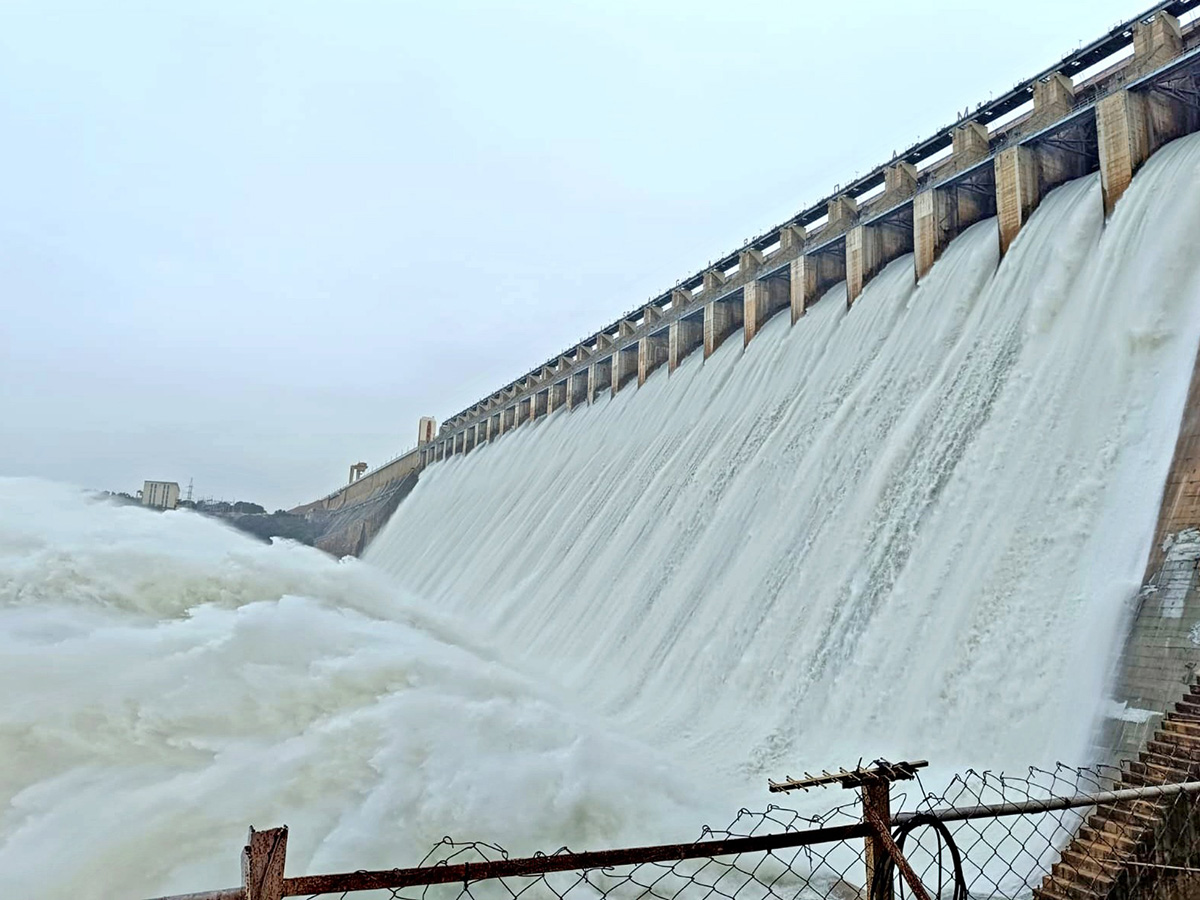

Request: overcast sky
left=0, top=0, right=1150, bottom=509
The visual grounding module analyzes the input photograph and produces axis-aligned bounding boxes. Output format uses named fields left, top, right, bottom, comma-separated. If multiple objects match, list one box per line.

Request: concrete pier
left=1132, top=9, right=1183, bottom=76
left=612, top=345, right=638, bottom=395
left=1029, top=73, right=1075, bottom=131
left=882, top=160, right=917, bottom=202
left=1097, top=90, right=1148, bottom=217
left=703, top=267, right=727, bottom=291
left=780, top=224, right=805, bottom=253
left=738, top=247, right=763, bottom=280
left=670, top=312, right=704, bottom=372
left=789, top=258, right=810, bottom=323
left=639, top=330, right=669, bottom=385
left=826, top=195, right=857, bottom=234
left=913, top=189, right=950, bottom=281
left=913, top=166, right=996, bottom=280
left=567, top=371, right=588, bottom=409
left=846, top=225, right=881, bottom=306
left=847, top=187, right=915, bottom=307
left=791, top=247, right=846, bottom=321
left=1097, top=80, right=1191, bottom=217
left=997, top=118, right=1096, bottom=255
left=705, top=292, right=744, bottom=358
left=548, top=380, right=567, bottom=413
left=951, top=122, right=990, bottom=171
left=743, top=278, right=789, bottom=345
left=996, top=145, right=1039, bottom=256
left=589, top=357, right=612, bottom=403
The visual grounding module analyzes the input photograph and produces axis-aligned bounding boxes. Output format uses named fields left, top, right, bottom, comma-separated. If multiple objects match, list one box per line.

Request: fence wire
left=293, top=763, right=1200, bottom=900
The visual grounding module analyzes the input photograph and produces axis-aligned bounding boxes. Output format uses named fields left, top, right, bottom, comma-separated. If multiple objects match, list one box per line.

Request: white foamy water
left=370, top=135, right=1200, bottom=787
left=5, top=134, right=1200, bottom=899
left=0, top=481, right=709, bottom=898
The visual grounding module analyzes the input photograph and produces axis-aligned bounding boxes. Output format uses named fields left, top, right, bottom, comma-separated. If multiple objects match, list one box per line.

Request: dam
left=288, top=2, right=1200, bottom=775
left=298, top=0, right=1200, bottom=530
left=418, top=2, right=1200, bottom=465
left=289, top=2, right=1200, bottom=768
left=10, top=4, right=1200, bottom=899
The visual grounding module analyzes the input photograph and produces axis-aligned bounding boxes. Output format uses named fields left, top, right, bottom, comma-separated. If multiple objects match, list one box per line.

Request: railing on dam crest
left=418, top=0, right=1200, bottom=471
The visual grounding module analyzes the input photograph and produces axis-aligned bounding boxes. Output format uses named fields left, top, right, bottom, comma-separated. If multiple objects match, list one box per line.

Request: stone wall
left=1103, top=344, right=1200, bottom=763
left=291, top=448, right=425, bottom=557
left=301, top=470, right=420, bottom=557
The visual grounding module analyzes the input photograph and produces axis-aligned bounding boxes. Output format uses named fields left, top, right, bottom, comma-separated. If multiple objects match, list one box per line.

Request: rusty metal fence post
left=863, top=779, right=894, bottom=900
left=242, top=827, right=288, bottom=900
left=769, top=760, right=931, bottom=900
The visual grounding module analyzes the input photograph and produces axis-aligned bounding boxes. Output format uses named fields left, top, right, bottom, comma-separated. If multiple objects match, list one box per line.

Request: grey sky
left=0, top=0, right=1145, bottom=509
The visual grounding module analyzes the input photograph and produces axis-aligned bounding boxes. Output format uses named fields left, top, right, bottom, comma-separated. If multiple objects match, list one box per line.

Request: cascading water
left=5, top=134, right=1200, bottom=900
left=370, top=137, right=1200, bottom=782
left=0, top=479, right=709, bottom=899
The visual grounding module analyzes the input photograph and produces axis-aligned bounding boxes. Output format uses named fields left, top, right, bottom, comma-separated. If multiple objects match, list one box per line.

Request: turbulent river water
left=6, top=134, right=1200, bottom=899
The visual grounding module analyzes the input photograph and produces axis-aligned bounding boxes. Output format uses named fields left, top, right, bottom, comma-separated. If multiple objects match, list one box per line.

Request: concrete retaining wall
left=291, top=448, right=425, bottom=557
left=1104, top=343, right=1200, bottom=764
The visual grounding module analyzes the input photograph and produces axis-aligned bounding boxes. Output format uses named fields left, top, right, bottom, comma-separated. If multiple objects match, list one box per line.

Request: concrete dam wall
left=296, top=4, right=1200, bottom=787
left=423, top=3, right=1200, bottom=467
left=21, top=7, right=1200, bottom=899
left=291, top=447, right=422, bottom=555
left=364, top=128, right=1200, bottom=900
left=361, top=31, right=1200, bottom=900
left=300, top=3, right=1200, bottom=558
left=363, top=135, right=1200, bottom=861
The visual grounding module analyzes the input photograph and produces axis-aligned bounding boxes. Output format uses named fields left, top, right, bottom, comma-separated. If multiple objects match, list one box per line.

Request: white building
left=418, top=416, right=437, bottom=444
left=141, top=480, right=180, bottom=510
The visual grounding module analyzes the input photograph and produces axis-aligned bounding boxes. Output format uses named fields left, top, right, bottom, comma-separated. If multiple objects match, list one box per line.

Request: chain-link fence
left=151, top=760, right=1200, bottom=900
left=346, top=765, right=1107, bottom=900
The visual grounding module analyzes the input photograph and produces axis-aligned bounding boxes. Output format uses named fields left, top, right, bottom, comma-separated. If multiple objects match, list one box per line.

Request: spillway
left=369, top=133, right=1200, bottom=793
left=4, top=136, right=1200, bottom=900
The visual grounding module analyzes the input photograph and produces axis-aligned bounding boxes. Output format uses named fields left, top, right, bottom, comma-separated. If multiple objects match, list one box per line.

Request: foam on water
left=0, top=481, right=708, bottom=898
left=5, top=134, right=1200, bottom=898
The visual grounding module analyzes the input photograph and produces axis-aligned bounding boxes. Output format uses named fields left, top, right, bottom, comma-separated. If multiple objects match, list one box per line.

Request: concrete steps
left=1033, top=678, right=1200, bottom=900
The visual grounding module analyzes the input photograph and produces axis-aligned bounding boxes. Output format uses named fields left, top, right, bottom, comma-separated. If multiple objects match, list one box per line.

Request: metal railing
left=300, top=443, right=423, bottom=508
left=436, top=2, right=1200, bottom=433
left=140, top=761, right=1200, bottom=900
